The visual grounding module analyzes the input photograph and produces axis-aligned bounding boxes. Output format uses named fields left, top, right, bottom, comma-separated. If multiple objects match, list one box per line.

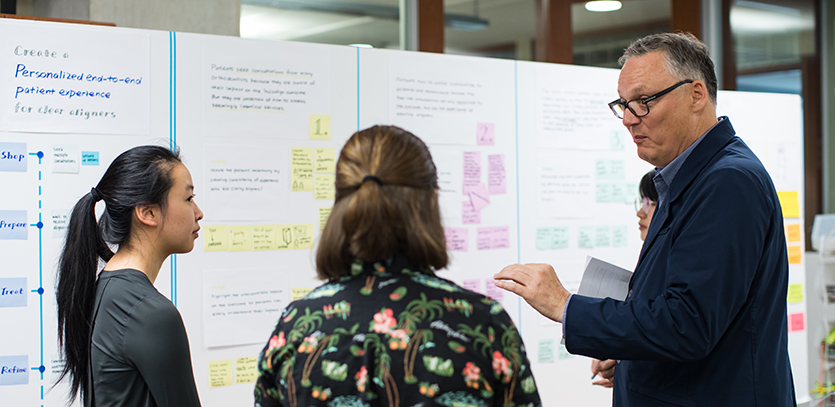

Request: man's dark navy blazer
left=565, top=118, right=796, bottom=406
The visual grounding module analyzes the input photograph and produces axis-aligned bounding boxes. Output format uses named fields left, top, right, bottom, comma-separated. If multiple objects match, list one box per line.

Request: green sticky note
left=787, top=283, right=803, bottom=303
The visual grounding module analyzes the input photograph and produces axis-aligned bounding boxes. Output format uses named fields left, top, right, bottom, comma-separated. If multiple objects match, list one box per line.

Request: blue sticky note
left=81, top=151, right=99, bottom=166
left=0, top=142, right=27, bottom=172
left=0, top=211, right=28, bottom=240
left=0, top=355, right=29, bottom=385
left=0, top=278, right=27, bottom=307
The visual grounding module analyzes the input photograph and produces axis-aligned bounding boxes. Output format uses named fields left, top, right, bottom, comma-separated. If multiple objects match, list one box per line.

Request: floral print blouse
left=254, top=254, right=541, bottom=407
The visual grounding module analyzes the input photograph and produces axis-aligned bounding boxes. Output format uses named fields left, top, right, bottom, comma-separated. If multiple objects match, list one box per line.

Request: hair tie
left=361, top=175, right=383, bottom=186
left=90, top=187, right=103, bottom=202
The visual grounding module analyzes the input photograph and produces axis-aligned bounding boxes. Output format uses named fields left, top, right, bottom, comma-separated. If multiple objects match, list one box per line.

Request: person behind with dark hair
left=496, top=32, right=795, bottom=406
left=254, top=125, right=541, bottom=407
left=635, top=169, right=658, bottom=242
left=56, top=145, right=204, bottom=407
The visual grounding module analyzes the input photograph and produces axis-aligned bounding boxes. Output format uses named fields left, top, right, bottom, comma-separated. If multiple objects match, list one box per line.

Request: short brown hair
left=316, top=125, right=448, bottom=280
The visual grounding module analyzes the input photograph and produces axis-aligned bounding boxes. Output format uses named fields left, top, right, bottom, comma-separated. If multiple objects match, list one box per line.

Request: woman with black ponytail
left=56, top=145, right=203, bottom=407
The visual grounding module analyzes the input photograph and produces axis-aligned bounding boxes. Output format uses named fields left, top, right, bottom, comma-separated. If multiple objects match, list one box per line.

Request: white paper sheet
left=203, top=144, right=289, bottom=221
left=0, top=23, right=150, bottom=134
left=203, top=267, right=288, bottom=348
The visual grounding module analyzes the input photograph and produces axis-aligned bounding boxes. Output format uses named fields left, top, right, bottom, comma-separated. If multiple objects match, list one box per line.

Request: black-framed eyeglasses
left=608, top=79, right=694, bottom=119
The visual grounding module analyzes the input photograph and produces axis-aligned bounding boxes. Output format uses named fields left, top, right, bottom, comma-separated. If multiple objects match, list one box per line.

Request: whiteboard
left=0, top=18, right=808, bottom=407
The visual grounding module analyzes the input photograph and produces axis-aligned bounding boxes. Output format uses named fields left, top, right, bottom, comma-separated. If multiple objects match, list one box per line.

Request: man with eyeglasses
left=495, top=32, right=795, bottom=406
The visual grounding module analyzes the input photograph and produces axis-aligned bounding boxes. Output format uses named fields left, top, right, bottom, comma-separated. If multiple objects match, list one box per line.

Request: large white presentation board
left=0, top=19, right=808, bottom=406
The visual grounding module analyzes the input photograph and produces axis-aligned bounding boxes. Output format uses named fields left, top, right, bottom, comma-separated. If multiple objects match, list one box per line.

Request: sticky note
left=0, top=142, right=27, bottom=172
left=252, top=225, right=277, bottom=251
left=476, top=226, right=510, bottom=250
left=0, top=210, right=28, bottom=240
left=578, top=227, right=594, bottom=249
left=488, top=154, right=506, bottom=195
left=462, top=201, right=480, bottom=224
left=538, top=339, right=555, bottom=363
left=612, top=225, right=628, bottom=248
left=309, top=114, right=331, bottom=140
left=319, top=207, right=333, bottom=232
left=208, top=359, right=234, bottom=388
left=235, top=357, right=258, bottom=384
left=291, top=148, right=314, bottom=191
left=462, top=279, right=481, bottom=293
left=785, top=224, right=801, bottom=243
left=463, top=151, right=481, bottom=195
left=468, top=184, right=490, bottom=212
left=484, top=278, right=504, bottom=300
left=228, top=225, right=252, bottom=252
left=0, top=278, right=27, bottom=308
left=314, top=148, right=336, bottom=173
left=787, top=245, right=802, bottom=264
left=610, top=130, right=625, bottom=151
left=557, top=342, right=573, bottom=360
left=276, top=224, right=315, bottom=250
left=0, top=355, right=29, bottom=385
left=789, top=312, right=805, bottom=332
left=595, top=226, right=611, bottom=247
left=535, top=227, right=569, bottom=250
left=595, top=159, right=626, bottom=180
left=787, top=284, right=803, bottom=303
left=776, top=191, right=800, bottom=218
left=476, top=122, right=495, bottom=145
left=292, top=287, right=313, bottom=301
left=314, top=174, right=335, bottom=201
left=204, top=225, right=228, bottom=252
left=444, top=227, right=468, bottom=251
left=81, top=151, right=99, bottom=166
left=52, top=144, right=80, bottom=174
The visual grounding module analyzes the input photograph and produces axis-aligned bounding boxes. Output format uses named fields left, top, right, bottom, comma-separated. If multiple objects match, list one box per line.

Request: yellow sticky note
left=203, top=225, right=228, bottom=252
left=314, top=174, right=335, bottom=201
left=275, top=224, right=315, bottom=250
left=252, top=225, right=277, bottom=251
left=776, top=191, right=800, bottom=218
left=208, top=359, right=234, bottom=388
left=235, top=357, right=258, bottom=384
left=787, top=245, right=802, bottom=264
left=291, top=148, right=314, bottom=191
left=785, top=224, right=801, bottom=243
left=309, top=114, right=331, bottom=140
left=229, top=225, right=252, bottom=252
left=319, top=206, right=333, bottom=232
left=292, top=287, right=313, bottom=301
left=787, top=283, right=803, bottom=303
left=315, top=147, right=337, bottom=173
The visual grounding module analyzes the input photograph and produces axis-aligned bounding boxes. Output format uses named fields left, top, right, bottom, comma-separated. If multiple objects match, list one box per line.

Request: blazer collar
left=637, top=117, right=736, bottom=264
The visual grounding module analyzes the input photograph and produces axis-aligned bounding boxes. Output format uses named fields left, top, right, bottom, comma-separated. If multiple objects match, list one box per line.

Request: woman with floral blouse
left=254, top=125, right=541, bottom=407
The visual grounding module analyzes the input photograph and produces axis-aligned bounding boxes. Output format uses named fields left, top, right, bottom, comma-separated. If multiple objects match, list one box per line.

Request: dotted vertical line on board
left=28, top=150, right=46, bottom=403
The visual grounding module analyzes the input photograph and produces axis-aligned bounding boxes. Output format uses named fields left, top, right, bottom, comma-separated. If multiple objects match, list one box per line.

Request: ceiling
left=239, top=0, right=815, bottom=67
left=240, top=0, right=672, bottom=52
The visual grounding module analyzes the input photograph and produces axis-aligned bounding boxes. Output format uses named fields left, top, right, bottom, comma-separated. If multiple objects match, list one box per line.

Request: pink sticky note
left=463, top=151, right=481, bottom=195
left=789, top=312, right=805, bottom=332
left=443, top=227, right=469, bottom=251
left=469, top=183, right=490, bottom=212
left=477, top=226, right=510, bottom=250
left=488, top=154, right=506, bottom=195
left=477, top=123, right=495, bottom=146
left=484, top=278, right=505, bottom=301
left=463, top=201, right=481, bottom=224
left=462, top=279, right=481, bottom=293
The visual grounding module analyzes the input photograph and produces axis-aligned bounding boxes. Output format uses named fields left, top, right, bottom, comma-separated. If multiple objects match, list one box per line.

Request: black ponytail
left=55, top=145, right=181, bottom=402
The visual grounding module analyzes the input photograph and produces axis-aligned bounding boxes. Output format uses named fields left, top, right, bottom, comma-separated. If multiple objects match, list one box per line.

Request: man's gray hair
left=619, top=32, right=718, bottom=104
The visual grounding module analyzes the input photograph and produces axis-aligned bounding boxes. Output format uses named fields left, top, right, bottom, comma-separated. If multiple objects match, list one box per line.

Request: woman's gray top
left=86, top=268, right=201, bottom=407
